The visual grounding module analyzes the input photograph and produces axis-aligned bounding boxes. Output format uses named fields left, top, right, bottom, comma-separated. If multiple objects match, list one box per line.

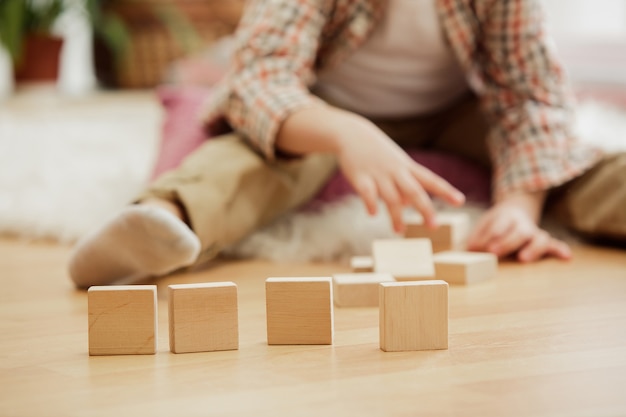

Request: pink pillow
left=306, top=150, right=491, bottom=209
left=152, top=86, right=214, bottom=179
left=153, top=86, right=492, bottom=204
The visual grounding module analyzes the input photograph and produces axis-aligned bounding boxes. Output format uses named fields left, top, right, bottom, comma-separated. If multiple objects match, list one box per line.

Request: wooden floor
left=1, top=237, right=625, bottom=417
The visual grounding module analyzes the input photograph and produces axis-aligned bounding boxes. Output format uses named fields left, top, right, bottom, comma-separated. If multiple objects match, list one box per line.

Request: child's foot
left=68, top=205, right=201, bottom=288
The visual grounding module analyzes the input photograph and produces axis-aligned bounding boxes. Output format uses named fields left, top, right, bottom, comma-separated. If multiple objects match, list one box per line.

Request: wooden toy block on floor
left=265, top=277, right=333, bottom=345
left=404, top=212, right=470, bottom=253
left=433, top=251, right=498, bottom=285
left=88, top=285, right=157, bottom=355
left=350, top=256, right=374, bottom=273
left=168, top=282, right=238, bottom=354
left=379, top=280, right=448, bottom=352
left=373, top=238, right=435, bottom=281
left=332, top=273, right=394, bottom=307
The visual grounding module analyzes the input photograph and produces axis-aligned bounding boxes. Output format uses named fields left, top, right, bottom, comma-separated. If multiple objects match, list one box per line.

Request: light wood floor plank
left=1, top=237, right=625, bottom=416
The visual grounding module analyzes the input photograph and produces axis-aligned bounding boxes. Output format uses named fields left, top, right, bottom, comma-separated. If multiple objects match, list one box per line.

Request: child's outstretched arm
left=454, top=0, right=602, bottom=261
left=276, top=104, right=466, bottom=233
left=206, top=1, right=465, bottom=231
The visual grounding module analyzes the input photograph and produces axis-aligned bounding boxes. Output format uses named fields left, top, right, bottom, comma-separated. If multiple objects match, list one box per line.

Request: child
left=68, top=0, right=625, bottom=288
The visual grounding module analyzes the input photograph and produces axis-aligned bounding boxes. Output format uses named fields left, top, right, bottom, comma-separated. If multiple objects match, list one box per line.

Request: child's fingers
left=517, top=230, right=551, bottom=262
left=488, top=221, right=533, bottom=257
left=468, top=214, right=497, bottom=250
left=469, top=210, right=513, bottom=251
left=410, top=164, right=465, bottom=207
left=395, top=170, right=436, bottom=228
left=546, top=238, right=572, bottom=260
left=353, top=175, right=378, bottom=216
left=377, top=178, right=405, bottom=233
left=486, top=212, right=515, bottom=242
left=518, top=233, right=572, bottom=262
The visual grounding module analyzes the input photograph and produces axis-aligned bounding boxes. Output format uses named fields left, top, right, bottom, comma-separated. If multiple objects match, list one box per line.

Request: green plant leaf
left=29, top=0, right=64, bottom=33
left=153, top=4, right=203, bottom=54
left=0, top=0, right=27, bottom=63
left=97, top=12, right=130, bottom=67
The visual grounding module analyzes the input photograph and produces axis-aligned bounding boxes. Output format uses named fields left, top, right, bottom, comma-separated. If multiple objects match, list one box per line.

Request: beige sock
left=68, top=205, right=201, bottom=288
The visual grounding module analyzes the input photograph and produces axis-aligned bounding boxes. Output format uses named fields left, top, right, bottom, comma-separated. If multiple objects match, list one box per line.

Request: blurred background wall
left=543, top=0, right=626, bottom=40
left=1, top=0, right=625, bottom=98
left=542, top=0, right=626, bottom=86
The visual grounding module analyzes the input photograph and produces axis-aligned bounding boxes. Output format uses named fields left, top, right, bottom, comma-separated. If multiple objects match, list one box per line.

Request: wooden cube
left=88, top=285, right=157, bottom=355
left=350, top=255, right=374, bottom=273
left=332, top=273, right=394, bottom=307
left=379, top=280, right=448, bottom=351
left=265, top=277, right=333, bottom=345
left=373, top=238, right=435, bottom=281
left=433, top=251, right=498, bottom=285
left=404, top=212, right=470, bottom=253
left=168, top=282, right=239, bottom=354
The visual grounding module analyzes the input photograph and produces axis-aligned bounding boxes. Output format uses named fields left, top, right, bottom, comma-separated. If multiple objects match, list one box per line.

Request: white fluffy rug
left=0, top=87, right=162, bottom=242
left=1, top=95, right=625, bottom=262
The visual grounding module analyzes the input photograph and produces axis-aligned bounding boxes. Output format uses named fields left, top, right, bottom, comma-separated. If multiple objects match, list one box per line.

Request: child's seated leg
left=137, top=133, right=338, bottom=266
left=549, top=153, right=626, bottom=243
left=69, top=133, right=337, bottom=287
left=68, top=204, right=201, bottom=288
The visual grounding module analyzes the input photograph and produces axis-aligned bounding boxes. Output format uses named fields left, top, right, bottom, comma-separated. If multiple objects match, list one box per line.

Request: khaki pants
left=141, top=94, right=626, bottom=262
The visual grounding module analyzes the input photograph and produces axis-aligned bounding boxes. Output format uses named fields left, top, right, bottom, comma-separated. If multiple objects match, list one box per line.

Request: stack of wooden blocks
left=404, top=212, right=470, bottom=253
left=87, top=212, right=497, bottom=356
left=337, top=212, right=497, bottom=351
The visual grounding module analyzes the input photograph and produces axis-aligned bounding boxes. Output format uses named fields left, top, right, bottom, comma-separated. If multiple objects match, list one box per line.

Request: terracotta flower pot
left=15, top=34, right=64, bottom=82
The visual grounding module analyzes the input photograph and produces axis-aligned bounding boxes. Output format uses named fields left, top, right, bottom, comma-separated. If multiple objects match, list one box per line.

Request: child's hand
left=276, top=105, right=464, bottom=232
left=467, top=198, right=572, bottom=262
left=335, top=115, right=465, bottom=233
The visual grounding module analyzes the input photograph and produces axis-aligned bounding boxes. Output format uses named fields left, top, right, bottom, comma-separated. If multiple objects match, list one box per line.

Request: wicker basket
left=95, top=0, right=245, bottom=89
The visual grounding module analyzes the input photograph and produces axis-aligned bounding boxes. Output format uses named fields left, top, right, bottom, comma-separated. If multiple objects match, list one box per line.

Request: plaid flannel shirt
left=205, top=0, right=602, bottom=200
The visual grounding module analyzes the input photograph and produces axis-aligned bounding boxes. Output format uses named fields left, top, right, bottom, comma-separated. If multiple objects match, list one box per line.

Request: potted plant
left=0, top=0, right=65, bottom=81
left=86, top=0, right=244, bottom=89
left=86, top=0, right=206, bottom=88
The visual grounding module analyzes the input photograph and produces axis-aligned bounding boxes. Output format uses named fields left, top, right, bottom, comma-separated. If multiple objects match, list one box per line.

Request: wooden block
left=379, top=280, right=448, bottom=352
left=88, top=285, right=157, bottom=355
left=168, top=282, right=238, bottom=354
left=404, top=212, right=470, bottom=253
left=350, top=255, right=374, bottom=273
left=332, top=273, right=394, bottom=307
left=372, top=238, right=435, bottom=281
left=265, top=277, right=333, bottom=345
left=433, top=251, right=498, bottom=285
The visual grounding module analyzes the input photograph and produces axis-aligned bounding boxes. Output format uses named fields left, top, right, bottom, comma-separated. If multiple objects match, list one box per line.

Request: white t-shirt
left=314, top=0, right=468, bottom=118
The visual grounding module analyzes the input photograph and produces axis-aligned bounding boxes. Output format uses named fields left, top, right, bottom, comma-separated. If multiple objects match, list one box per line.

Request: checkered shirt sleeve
left=204, top=0, right=329, bottom=159
left=440, top=0, right=603, bottom=200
